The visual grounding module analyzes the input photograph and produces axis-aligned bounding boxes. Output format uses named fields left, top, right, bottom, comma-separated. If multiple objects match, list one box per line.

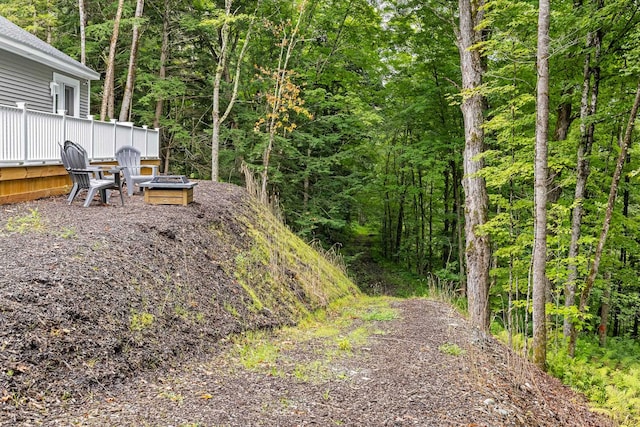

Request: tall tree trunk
left=553, top=100, right=573, bottom=141
left=260, top=1, right=305, bottom=202
left=303, top=147, right=311, bottom=210
left=428, top=181, right=433, bottom=273
left=532, top=0, right=550, bottom=370
left=419, top=169, right=426, bottom=274
left=507, top=179, right=516, bottom=348
left=443, top=167, right=450, bottom=246
left=153, top=0, right=170, bottom=129
left=383, top=148, right=393, bottom=258
left=211, top=0, right=256, bottom=182
left=565, top=24, right=602, bottom=341
left=119, top=0, right=146, bottom=122
left=603, top=170, right=631, bottom=346
left=211, top=0, right=231, bottom=182
left=163, top=145, right=171, bottom=174
left=568, top=80, right=640, bottom=355
left=598, top=274, right=611, bottom=347
left=100, top=0, right=124, bottom=121
left=452, top=160, right=466, bottom=295
left=78, top=0, right=86, bottom=65
left=107, top=71, right=115, bottom=119
left=395, top=182, right=406, bottom=263
left=457, top=0, right=491, bottom=333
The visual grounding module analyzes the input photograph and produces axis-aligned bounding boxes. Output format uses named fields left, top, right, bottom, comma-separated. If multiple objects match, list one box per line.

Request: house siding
left=0, top=50, right=90, bottom=116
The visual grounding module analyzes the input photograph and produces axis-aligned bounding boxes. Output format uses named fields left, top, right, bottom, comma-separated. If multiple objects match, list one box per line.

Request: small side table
left=99, top=166, right=125, bottom=206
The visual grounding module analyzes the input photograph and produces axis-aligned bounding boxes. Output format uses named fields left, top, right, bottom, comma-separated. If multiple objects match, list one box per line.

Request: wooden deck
left=0, top=160, right=161, bottom=205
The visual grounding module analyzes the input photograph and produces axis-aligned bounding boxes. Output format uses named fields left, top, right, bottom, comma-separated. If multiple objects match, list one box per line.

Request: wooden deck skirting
left=0, top=160, right=161, bottom=205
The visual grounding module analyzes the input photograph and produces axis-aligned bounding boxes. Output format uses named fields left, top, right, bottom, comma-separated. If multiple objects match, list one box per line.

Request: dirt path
left=6, top=298, right=609, bottom=427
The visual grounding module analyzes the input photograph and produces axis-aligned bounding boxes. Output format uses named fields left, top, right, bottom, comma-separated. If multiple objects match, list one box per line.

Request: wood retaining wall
left=0, top=160, right=161, bottom=205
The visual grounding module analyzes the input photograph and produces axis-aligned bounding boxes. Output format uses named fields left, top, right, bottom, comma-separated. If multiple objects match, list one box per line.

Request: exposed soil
left=0, top=182, right=615, bottom=426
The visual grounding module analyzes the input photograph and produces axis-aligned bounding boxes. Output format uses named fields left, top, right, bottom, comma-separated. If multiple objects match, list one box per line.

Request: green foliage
left=58, top=227, right=77, bottom=239
left=4, top=209, right=44, bottom=234
left=232, top=330, right=280, bottom=370
left=360, top=307, right=398, bottom=322
left=129, top=311, right=154, bottom=331
left=227, top=295, right=397, bottom=382
left=548, top=337, right=640, bottom=426
left=438, top=343, right=465, bottom=357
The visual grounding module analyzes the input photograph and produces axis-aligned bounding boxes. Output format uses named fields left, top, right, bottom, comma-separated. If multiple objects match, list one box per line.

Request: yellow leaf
left=200, top=393, right=213, bottom=400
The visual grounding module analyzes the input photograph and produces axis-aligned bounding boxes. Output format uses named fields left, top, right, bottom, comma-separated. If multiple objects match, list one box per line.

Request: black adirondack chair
left=60, top=141, right=124, bottom=207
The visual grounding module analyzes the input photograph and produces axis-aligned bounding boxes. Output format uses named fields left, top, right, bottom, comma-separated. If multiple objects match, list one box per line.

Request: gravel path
left=37, top=299, right=612, bottom=427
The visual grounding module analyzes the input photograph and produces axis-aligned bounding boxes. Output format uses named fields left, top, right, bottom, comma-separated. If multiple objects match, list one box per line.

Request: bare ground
left=0, top=182, right=614, bottom=426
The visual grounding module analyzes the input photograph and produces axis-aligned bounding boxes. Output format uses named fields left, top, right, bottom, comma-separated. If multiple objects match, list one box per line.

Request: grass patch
left=224, top=295, right=400, bottom=383
left=157, top=391, right=184, bottom=403
left=361, top=307, right=398, bottom=321
left=58, top=227, right=77, bottom=239
left=4, top=209, right=45, bottom=234
left=129, top=311, right=154, bottom=331
left=223, top=301, right=239, bottom=317
left=232, top=330, right=280, bottom=370
left=438, top=343, right=465, bottom=357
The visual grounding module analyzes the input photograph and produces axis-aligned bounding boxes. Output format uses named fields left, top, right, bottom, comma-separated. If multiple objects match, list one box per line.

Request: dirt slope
left=0, top=182, right=356, bottom=407
left=0, top=182, right=614, bottom=426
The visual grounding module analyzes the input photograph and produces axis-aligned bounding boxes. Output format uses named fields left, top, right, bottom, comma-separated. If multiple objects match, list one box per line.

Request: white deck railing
left=0, top=103, right=160, bottom=165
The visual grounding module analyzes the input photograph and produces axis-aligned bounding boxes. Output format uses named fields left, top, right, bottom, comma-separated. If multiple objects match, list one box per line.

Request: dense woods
left=5, top=0, right=640, bottom=420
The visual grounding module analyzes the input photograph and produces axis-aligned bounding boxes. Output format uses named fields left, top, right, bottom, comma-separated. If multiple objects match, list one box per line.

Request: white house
left=0, top=15, right=159, bottom=203
left=0, top=15, right=99, bottom=118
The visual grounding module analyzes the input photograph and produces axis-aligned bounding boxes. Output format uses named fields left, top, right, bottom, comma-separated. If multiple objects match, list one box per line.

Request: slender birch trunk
left=212, top=0, right=257, bottom=182
left=100, top=0, right=124, bottom=121
left=154, top=0, right=170, bottom=130
left=260, top=1, right=306, bottom=202
left=78, top=0, right=86, bottom=65
left=119, top=0, right=146, bottom=122
left=211, top=0, right=231, bottom=182
left=568, top=80, right=640, bottom=356
left=532, top=0, right=550, bottom=370
left=565, top=27, right=602, bottom=341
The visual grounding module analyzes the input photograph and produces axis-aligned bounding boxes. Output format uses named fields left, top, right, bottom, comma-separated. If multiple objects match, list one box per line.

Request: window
left=52, top=73, right=80, bottom=117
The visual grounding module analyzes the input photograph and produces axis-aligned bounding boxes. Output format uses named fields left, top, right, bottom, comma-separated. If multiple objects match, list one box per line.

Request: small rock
left=483, top=398, right=496, bottom=406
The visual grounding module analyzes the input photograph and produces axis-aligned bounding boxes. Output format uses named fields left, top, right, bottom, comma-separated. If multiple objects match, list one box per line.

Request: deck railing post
left=154, top=128, right=160, bottom=158
left=143, top=125, right=148, bottom=157
left=58, top=110, right=66, bottom=148
left=16, top=102, right=27, bottom=163
left=87, top=114, right=94, bottom=160
left=111, top=119, right=117, bottom=158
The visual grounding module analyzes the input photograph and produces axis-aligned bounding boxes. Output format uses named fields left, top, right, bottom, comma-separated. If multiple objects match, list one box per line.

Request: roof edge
left=0, top=36, right=100, bottom=81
